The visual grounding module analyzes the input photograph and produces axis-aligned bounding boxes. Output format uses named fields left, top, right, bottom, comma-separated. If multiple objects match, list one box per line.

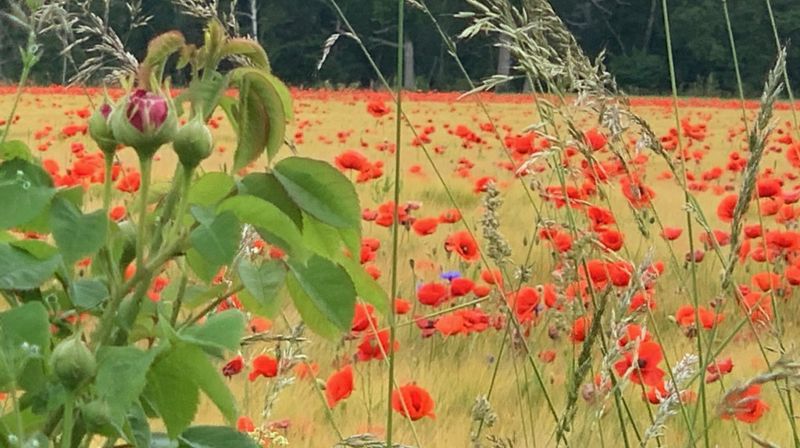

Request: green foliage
left=287, top=255, right=357, bottom=338
left=50, top=196, right=108, bottom=265
left=0, top=242, right=61, bottom=290
left=237, top=259, right=287, bottom=317
left=188, top=210, right=241, bottom=276
left=0, top=158, right=55, bottom=230
left=217, top=195, right=306, bottom=259
left=179, top=425, right=260, bottom=448
left=273, top=157, right=361, bottom=230
left=0, top=18, right=371, bottom=447
left=230, top=68, right=290, bottom=168
left=0, top=302, right=50, bottom=390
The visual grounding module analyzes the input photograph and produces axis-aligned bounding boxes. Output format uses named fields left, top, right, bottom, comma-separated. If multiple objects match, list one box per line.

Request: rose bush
left=0, top=20, right=383, bottom=448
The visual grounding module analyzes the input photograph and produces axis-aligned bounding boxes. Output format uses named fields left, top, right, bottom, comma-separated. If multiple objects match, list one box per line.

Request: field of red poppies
left=3, top=85, right=800, bottom=446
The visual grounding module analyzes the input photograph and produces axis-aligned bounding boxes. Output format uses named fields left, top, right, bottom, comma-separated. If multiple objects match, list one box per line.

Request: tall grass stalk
left=385, top=0, right=404, bottom=445
left=764, top=0, right=799, bottom=133
left=659, top=1, right=709, bottom=445
left=322, top=8, right=567, bottom=444
left=0, top=34, right=38, bottom=145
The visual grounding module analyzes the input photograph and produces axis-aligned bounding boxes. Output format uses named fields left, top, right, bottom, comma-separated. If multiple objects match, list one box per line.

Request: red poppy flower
left=742, top=291, right=773, bottom=324
left=756, top=178, right=782, bottom=198
left=366, top=100, right=391, bottom=118
left=116, top=171, right=141, bottom=193
left=716, top=194, right=738, bottom=222
left=570, top=316, right=590, bottom=343
left=357, top=329, right=398, bottom=361
left=439, top=209, right=462, bottom=224
left=326, top=365, right=354, bottom=408
left=743, top=225, right=762, bottom=239
left=394, top=298, right=411, bottom=314
left=585, top=128, right=607, bottom=151
left=614, top=341, right=665, bottom=387
left=509, top=287, right=540, bottom=323
left=351, top=303, right=377, bottom=332
left=435, top=313, right=465, bottom=336
left=538, top=350, right=557, bottom=363
left=751, top=272, right=781, bottom=292
left=598, top=229, right=624, bottom=252
left=412, top=217, right=439, bottom=236
left=417, top=282, right=449, bottom=307
left=620, top=176, right=655, bottom=208
left=391, top=384, right=435, bottom=421
left=237, top=416, right=255, bottom=432
left=249, top=316, right=272, bottom=333
left=109, top=205, right=126, bottom=222
left=473, top=176, right=495, bottom=194
left=607, top=261, right=632, bottom=287
left=449, top=277, right=474, bottom=297
left=618, top=324, right=651, bottom=348
left=473, top=283, right=491, bottom=297
left=658, top=227, right=681, bottom=241
left=720, top=385, right=769, bottom=423
left=675, top=304, right=723, bottom=330
left=586, top=206, right=616, bottom=230
left=222, top=355, right=244, bottom=377
left=248, top=354, right=279, bottom=381
left=444, top=230, right=480, bottom=262
left=706, top=357, right=734, bottom=383
left=335, top=150, right=369, bottom=171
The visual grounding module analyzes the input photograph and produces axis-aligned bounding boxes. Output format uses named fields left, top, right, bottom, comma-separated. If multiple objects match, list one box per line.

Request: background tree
left=1, top=0, right=799, bottom=96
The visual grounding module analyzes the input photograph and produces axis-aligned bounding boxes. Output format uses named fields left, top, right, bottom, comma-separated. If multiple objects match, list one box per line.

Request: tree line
left=0, top=0, right=798, bottom=97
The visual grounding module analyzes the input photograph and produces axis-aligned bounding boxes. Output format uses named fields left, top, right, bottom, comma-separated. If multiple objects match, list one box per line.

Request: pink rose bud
left=126, top=89, right=169, bottom=133
left=110, top=88, right=177, bottom=159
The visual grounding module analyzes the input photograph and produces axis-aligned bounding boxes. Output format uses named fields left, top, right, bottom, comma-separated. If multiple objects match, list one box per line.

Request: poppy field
left=3, top=82, right=800, bottom=447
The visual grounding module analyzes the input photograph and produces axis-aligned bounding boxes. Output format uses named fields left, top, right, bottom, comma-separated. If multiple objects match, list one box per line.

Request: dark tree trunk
left=404, top=39, right=416, bottom=90
left=642, top=0, right=658, bottom=51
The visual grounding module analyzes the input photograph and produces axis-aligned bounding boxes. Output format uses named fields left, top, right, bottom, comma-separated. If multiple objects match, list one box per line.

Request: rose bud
left=110, top=88, right=177, bottom=159
left=50, top=336, right=96, bottom=390
left=173, top=114, right=213, bottom=168
left=88, top=103, right=118, bottom=156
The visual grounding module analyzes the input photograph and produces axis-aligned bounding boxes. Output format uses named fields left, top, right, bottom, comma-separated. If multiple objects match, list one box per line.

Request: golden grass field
left=3, top=88, right=799, bottom=447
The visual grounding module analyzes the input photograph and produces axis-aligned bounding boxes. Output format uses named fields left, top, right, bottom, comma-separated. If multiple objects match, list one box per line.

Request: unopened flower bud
left=110, top=89, right=177, bottom=159
left=173, top=115, right=213, bottom=168
left=50, top=336, right=96, bottom=390
left=88, top=103, right=118, bottom=156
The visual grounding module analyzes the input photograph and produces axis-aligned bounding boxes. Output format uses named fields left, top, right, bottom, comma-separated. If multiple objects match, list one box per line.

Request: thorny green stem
left=165, top=166, right=195, bottom=246
left=92, top=234, right=186, bottom=349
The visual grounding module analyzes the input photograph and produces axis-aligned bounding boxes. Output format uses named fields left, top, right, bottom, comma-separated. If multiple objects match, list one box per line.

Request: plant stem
left=0, top=37, right=35, bottom=145
left=164, top=166, right=194, bottom=247
left=61, top=392, right=75, bottom=448
left=660, top=1, right=709, bottom=446
left=135, top=157, right=153, bottom=274
left=385, top=1, right=404, bottom=447
left=92, top=234, right=186, bottom=349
